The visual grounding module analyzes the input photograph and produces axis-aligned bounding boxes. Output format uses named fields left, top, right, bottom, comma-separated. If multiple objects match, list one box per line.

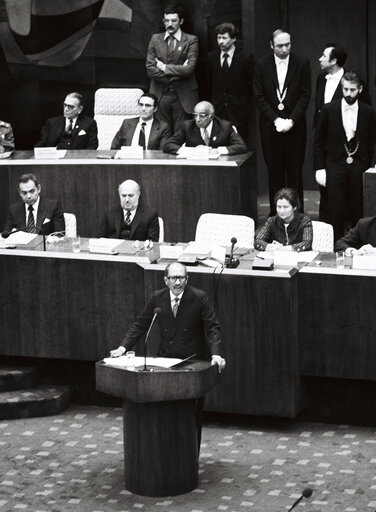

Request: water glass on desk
left=126, top=351, right=135, bottom=370
left=72, top=237, right=80, bottom=253
left=335, top=250, right=345, bottom=268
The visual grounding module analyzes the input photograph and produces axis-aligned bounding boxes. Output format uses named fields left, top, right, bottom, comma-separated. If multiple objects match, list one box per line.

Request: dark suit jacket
left=35, top=114, right=98, bottom=149
left=146, top=31, right=199, bottom=114
left=98, top=204, right=159, bottom=242
left=3, top=197, right=65, bottom=235
left=110, top=117, right=171, bottom=150
left=313, top=100, right=376, bottom=171
left=122, top=285, right=223, bottom=359
left=314, top=70, right=372, bottom=128
left=334, top=216, right=376, bottom=251
left=254, top=53, right=311, bottom=127
left=207, top=48, right=254, bottom=125
left=163, top=116, right=247, bottom=155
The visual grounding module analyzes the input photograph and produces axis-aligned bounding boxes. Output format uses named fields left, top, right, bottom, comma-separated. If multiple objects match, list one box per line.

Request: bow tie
left=325, top=74, right=335, bottom=81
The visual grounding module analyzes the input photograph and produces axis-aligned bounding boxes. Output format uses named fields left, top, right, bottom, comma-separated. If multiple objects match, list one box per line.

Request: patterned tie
left=26, top=205, right=36, bottom=233
left=172, top=297, right=179, bottom=317
left=167, top=35, right=175, bottom=56
left=124, top=210, right=131, bottom=226
left=222, top=53, right=229, bottom=72
left=202, top=128, right=210, bottom=146
left=65, top=119, right=73, bottom=136
left=138, top=122, right=146, bottom=149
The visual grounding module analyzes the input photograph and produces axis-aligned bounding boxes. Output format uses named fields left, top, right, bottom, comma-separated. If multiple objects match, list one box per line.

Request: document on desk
left=262, top=250, right=318, bottom=265
left=0, top=232, right=39, bottom=247
left=103, top=356, right=182, bottom=368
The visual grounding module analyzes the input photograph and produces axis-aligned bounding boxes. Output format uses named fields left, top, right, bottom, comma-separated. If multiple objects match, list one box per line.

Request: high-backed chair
left=312, top=220, right=334, bottom=252
left=158, top=217, right=164, bottom=243
left=195, top=213, right=255, bottom=249
left=64, top=213, right=77, bottom=238
left=94, top=88, right=144, bottom=150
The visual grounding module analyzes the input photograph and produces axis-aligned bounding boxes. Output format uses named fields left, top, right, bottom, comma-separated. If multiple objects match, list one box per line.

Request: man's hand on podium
left=110, top=346, right=126, bottom=358
left=211, top=355, right=226, bottom=373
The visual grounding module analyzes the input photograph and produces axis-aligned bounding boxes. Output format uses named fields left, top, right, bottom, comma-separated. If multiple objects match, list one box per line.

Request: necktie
left=167, top=35, right=175, bottom=56
left=172, top=297, right=179, bottom=317
left=26, top=205, right=36, bottom=233
left=202, top=128, right=210, bottom=146
left=138, top=122, right=146, bottom=149
left=124, top=210, right=131, bottom=226
left=65, top=119, right=73, bottom=135
left=222, top=53, right=229, bottom=71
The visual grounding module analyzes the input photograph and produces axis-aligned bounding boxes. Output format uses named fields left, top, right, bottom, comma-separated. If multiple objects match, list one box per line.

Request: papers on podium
left=353, top=253, right=376, bottom=269
left=0, top=231, right=39, bottom=247
left=103, top=356, right=182, bottom=369
left=88, top=238, right=123, bottom=254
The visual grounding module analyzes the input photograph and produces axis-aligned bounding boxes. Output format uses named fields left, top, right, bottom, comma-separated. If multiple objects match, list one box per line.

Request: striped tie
left=172, top=297, right=179, bottom=317
left=26, top=205, right=36, bottom=233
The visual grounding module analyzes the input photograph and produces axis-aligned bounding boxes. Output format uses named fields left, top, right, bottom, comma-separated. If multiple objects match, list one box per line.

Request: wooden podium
left=95, top=360, right=219, bottom=496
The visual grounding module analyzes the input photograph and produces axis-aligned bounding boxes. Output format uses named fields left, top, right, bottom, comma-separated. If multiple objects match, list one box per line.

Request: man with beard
left=314, top=71, right=376, bottom=240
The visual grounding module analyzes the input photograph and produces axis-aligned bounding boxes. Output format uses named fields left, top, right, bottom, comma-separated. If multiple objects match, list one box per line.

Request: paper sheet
left=103, top=356, right=182, bottom=368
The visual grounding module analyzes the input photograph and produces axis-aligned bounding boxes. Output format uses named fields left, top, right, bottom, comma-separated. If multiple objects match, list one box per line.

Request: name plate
left=352, top=254, right=376, bottom=269
left=159, top=245, right=184, bottom=259
left=34, top=147, right=66, bottom=159
left=115, top=146, right=144, bottom=159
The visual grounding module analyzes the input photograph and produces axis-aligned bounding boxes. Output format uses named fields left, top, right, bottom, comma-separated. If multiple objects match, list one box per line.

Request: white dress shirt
left=200, top=120, right=213, bottom=143
left=324, top=67, right=344, bottom=104
left=123, top=207, right=137, bottom=223
left=131, top=118, right=154, bottom=148
left=341, top=98, right=358, bottom=141
left=65, top=117, right=77, bottom=130
left=220, top=45, right=235, bottom=68
left=169, top=290, right=184, bottom=313
left=274, top=55, right=289, bottom=92
left=164, top=28, right=182, bottom=50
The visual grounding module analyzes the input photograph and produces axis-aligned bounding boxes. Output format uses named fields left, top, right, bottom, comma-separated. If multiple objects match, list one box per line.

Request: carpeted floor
left=1, top=405, right=375, bottom=512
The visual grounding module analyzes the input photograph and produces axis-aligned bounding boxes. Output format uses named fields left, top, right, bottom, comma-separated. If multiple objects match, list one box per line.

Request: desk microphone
left=2, top=225, right=49, bottom=251
left=287, top=487, right=313, bottom=512
left=143, top=307, right=161, bottom=370
left=226, top=237, right=239, bottom=268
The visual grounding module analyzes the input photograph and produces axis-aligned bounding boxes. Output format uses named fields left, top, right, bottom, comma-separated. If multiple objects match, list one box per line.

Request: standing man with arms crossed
left=254, top=29, right=311, bottom=214
left=207, top=22, right=254, bottom=142
left=110, top=262, right=226, bottom=446
left=314, top=71, right=376, bottom=241
left=146, top=5, right=198, bottom=133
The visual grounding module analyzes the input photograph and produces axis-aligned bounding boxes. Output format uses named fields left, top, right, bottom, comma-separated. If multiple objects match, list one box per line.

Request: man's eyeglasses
left=167, top=276, right=187, bottom=282
left=192, top=112, right=209, bottom=119
left=139, top=103, right=154, bottom=108
left=63, top=103, right=78, bottom=110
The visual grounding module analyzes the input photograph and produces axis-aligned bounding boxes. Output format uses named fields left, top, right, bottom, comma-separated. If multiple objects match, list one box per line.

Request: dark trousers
left=326, top=161, right=364, bottom=241
left=156, top=88, right=189, bottom=133
left=261, top=120, right=306, bottom=214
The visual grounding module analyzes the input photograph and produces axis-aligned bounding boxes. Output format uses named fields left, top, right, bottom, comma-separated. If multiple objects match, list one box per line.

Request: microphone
left=225, top=237, right=239, bottom=268
left=143, top=307, right=161, bottom=370
left=287, top=487, right=313, bottom=512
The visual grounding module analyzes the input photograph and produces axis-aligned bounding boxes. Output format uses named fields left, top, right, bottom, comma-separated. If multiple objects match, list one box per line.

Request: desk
left=0, top=241, right=300, bottom=417
left=298, top=253, right=376, bottom=380
left=0, top=150, right=256, bottom=242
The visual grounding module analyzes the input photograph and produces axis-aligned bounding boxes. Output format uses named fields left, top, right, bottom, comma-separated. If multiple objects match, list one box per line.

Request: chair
left=94, top=88, right=144, bottom=150
left=64, top=213, right=77, bottom=238
left=195, top=213, right=255, bottom=249
left=158, top=217, right=164, bottom=243
left=312, top=220, right=334, bottom=252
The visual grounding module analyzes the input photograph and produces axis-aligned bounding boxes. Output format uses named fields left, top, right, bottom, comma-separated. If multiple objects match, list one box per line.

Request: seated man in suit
left=163, top=100, right=247, bottom=155
left=2, top=173, right=65, bottom=235
left=111, top=93, right=171, bottom=150
left=334, top=216, right=376, bottom=254
left=0, top=120, right=15, bottom=153
left=35, top=92, right=98, bottom=150
left=98, top=179, right=159, bottom=241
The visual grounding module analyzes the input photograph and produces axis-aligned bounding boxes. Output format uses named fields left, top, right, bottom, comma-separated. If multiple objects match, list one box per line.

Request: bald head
left=118, top=179, right=140, bottom=211
left=193, top=101, right=215, bottom=129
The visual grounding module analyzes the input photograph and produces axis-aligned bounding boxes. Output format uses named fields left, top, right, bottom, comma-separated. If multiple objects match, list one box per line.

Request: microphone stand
left=225, top=237, right=240, bottom=268
left=143, top=309, right=160, bottom=370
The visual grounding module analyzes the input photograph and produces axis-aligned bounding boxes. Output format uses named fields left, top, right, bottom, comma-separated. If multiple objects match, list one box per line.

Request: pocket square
left=43, top=218, right=50, bottom=224
left=78, top=129, right=86, bottom=136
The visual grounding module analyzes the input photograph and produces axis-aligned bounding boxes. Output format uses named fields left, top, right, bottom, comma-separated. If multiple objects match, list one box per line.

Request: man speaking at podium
left=110, top=262, right=226, bottom=445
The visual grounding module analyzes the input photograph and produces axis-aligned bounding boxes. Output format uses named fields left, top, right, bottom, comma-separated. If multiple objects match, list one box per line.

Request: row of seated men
left=1, top=4, right=376, bottom=245
left=3, top=173, right=376, bottom=257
